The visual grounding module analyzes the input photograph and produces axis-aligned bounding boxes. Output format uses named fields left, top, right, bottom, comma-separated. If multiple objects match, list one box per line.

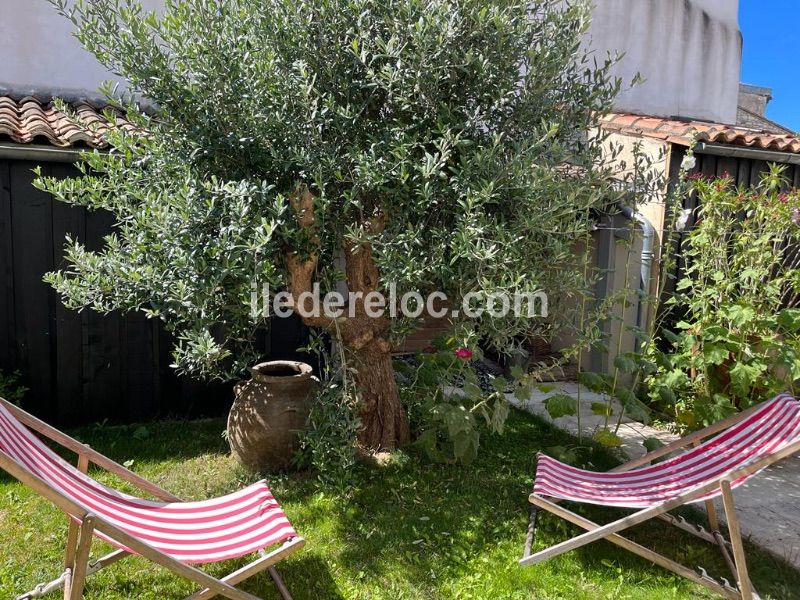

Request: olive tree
left=41, top=0, right=620, bottom=449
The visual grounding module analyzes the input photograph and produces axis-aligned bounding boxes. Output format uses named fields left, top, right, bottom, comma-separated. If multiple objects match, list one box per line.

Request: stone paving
left=508, top=382, right=800, bottom=567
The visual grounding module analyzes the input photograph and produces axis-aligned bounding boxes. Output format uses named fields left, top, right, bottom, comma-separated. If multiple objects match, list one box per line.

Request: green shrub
left=397, top=336, right=519, bottom=464
left=647, top=167, right=800, bottom=428
left=297, top=377, right=362, bottom=487
left=0, top=370, right=27, bottom=406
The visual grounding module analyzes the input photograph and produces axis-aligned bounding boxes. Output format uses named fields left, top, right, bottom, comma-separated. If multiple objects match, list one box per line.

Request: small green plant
left=297, top=374, right=362, bottom=487
left=398, top=336, right=515, bottom=464
left=0, top=370, right=27, bottom=406
left=647, top=167, right=800, bottom=429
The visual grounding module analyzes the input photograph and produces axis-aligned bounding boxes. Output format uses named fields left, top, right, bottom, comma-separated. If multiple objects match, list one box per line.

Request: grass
left=1, top=409, right=799, bottom=599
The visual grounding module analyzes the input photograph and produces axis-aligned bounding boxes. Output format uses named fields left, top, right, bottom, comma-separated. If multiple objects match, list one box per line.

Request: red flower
left=454, top=347, right=473, bottom=360
left=422, top=345, right=436, bottom=354
left=779, top=193, right=790, bottom=204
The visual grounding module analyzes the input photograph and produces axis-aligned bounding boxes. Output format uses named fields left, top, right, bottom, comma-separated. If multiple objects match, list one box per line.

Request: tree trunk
left=285, top=186, right=410, bottom=451
left=351, top=339, right=410, bottom=450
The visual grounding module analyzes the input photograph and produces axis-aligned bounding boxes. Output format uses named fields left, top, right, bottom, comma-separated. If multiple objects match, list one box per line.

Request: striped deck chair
left=0, top=397, right=304, bottom=600
left=520, top=392, right=800, bottom=600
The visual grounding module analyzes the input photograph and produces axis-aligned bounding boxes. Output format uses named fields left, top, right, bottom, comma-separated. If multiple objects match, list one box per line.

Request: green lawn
left=1, top=409, right=798, bottom=599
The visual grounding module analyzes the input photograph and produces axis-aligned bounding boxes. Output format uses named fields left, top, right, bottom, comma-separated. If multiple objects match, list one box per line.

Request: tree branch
left=284, top=185, right=340, bottom=330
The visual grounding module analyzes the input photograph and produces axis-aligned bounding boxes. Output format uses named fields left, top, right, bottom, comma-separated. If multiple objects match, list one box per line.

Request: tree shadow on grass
left=212, top=553, right=344, bottom=600
left=309, top=410, right=800, bottom=599
left=2, top=410, right=799, bottom=599
left=0, top=418, right=233, bottom=479
left=66, top=418, right=233, bottom=462
left=302, top=411, right=587, bottom=595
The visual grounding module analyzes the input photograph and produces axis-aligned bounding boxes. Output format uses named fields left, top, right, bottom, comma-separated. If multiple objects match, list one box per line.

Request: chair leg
left=64, top=521, right=80, bottom=570
left=720, top=480, right=753, bottom=600
left=705, top=499, right=720, bottom=532
left=268, top=567, right=292, bottom=600
left=523, top=505, right=539, bottom=559
left=524, top=496, right=740, bottom=599
left=184, top=538, right=305, bottom=600
left=62, top=569, right=72, bottom=600
left=65, top=453, right=90, bottom=573
left=68, top=515, right=96, bottom=600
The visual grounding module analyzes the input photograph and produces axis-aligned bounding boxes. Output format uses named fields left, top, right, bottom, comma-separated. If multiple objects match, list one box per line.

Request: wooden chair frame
left=520, top=402, right=800, bottom=600
left=0, top=398, right=305, bottom=600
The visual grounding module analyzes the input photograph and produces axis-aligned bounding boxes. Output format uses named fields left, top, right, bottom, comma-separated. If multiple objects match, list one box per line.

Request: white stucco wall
left=2, top=0, right=742, bottom=125
left=0, top=0, right=163, bottom=97
left=585, top=0, right=742, bottom=124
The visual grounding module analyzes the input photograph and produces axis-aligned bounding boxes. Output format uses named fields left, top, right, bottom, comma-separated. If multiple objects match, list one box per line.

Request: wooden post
left=720, top=480, right=753, bottom=600
left=268, top=567, right=292, bottom=600
left=64, top=452, right=90, bottom=574
left=691, top=440, right=721, bottom=531
left=68, top=514, right=96, bottom=600
left=184, top=538, right=305, bottom=600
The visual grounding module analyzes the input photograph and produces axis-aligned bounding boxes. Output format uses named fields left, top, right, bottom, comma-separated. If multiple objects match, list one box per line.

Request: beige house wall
left=584, top=0, right=741, bottom=123
left=601, top=131, right=671, bottom=243
left=0, top=0, right=164, bottom=96
left=551, top=131, right=673, bottom=380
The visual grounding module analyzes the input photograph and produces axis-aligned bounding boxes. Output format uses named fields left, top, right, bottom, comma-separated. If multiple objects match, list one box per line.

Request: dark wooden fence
left=691, top=151, right=800, bottom=195
left=0, top=159, right=308, bottom=425
left=676, top=150, right=800, bottom=270
left=661, top=147, right=800, bottom=331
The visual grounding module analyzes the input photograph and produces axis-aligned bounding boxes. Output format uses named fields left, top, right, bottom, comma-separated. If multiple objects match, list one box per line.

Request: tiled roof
left=736, top=105, right=795, bottom=136
left=601, top=112, right=800, bottom=155
left=0, top=95, right=132, bottom=149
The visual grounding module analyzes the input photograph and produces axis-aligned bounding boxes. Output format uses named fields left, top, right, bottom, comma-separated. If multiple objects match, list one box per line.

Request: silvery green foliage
left=41, top=0, right=621, bottom=379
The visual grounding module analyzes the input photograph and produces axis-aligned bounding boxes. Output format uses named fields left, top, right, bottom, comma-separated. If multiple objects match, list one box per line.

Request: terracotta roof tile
left=601, top=112, right=800, bottom=155
left=0, top=95, right=132, bottom=149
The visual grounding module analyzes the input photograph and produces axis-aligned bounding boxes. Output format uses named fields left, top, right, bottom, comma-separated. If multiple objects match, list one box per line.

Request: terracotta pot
left=227, top=360, right=318, bottom=472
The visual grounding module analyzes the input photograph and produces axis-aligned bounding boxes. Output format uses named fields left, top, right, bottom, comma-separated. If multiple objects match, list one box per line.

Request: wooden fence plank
left=83, top=208, right=124, bottom=423
left=50, top=162, right=86, bottom=422
left=10, top=161, right=56, bottom=419
left=0, top=161, right=14, bottom=369
left=0, top=158, right=309, bottom=424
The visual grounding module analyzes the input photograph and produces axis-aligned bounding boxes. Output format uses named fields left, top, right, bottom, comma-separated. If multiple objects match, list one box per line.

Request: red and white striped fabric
left=534, top=393, right=800, bottom=509
left=0, top=404, right=297, bottom=564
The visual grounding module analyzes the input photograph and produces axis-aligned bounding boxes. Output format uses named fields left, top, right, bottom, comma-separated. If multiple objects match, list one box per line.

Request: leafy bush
left=297, top=377, right=362, bottom=486
left=0, top=370, right=27, bottom=406
left=647, top=168, right=800, bottom=428
left=397, top=337, right=516, bottom=464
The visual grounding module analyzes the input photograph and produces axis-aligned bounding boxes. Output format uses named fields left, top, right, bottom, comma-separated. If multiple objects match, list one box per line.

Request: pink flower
left=454, top=347, right=473, bottom=360
left=779, top=193, right=790, bottom=204
left=792, top=208, right=800, bottom=225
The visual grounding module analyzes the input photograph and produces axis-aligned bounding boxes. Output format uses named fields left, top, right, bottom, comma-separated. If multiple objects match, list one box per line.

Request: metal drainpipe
left=0, top=142, right=90, bottom=163
left=618, top=204, right=655, bottom=331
